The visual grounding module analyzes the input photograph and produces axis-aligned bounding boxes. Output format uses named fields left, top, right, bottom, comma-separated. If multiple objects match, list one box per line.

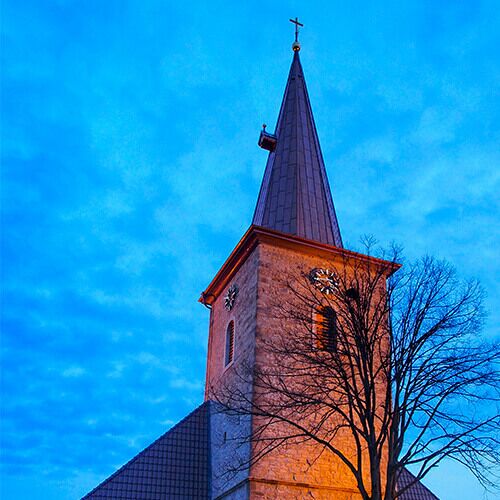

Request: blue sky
left=1, top=1, right=499, bottom=499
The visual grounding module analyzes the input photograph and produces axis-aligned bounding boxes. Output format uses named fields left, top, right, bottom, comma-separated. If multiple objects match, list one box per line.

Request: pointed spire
left=253, top=49, right=343, bottom=247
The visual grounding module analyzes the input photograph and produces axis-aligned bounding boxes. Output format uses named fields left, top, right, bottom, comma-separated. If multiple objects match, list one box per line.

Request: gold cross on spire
left=289, top=17, right=304, bottom=51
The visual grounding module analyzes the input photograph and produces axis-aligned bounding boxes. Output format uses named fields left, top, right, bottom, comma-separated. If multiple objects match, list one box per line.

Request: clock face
left=224, top=285, right=239, bottom=311
left=309, top=268, right=338, bottom=295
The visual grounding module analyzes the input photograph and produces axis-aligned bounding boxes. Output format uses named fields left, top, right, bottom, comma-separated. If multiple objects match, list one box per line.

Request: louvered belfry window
left=317, top=306, right=337, bottom=352
left=225, top=321, right=235, bottom=366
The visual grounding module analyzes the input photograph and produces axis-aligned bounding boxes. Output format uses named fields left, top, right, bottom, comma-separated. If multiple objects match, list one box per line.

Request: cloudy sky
left=2, top=1, right=499, bottom=498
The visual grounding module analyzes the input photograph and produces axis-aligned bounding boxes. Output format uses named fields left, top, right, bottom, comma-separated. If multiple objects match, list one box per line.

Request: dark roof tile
left=83, top=402, right=210, bottom=500
left=398, top=468, right=440, bottom=500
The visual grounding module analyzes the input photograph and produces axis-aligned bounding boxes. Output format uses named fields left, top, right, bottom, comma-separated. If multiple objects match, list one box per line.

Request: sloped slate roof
left=84, top=401, right=439, bottom=500
left=83, top=402, right=210, bottom=499
left=398, top=468, right=440, bottom=500
left=252, top=51, right=343, bottom=247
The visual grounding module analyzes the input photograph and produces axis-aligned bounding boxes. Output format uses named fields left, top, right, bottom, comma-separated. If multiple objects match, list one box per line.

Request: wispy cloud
left=2, top=1, right=499, bottom=499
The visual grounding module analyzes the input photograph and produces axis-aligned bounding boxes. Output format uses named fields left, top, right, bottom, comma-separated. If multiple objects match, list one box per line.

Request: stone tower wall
left=248, top=241, right=386, bottom=499
left=204, top=237, right=389, bottom=499
left=205, top=246, right=260, bottom=499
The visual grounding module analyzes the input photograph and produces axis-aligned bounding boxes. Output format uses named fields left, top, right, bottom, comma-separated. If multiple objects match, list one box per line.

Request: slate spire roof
left=253, top=50, right=343, bottom=247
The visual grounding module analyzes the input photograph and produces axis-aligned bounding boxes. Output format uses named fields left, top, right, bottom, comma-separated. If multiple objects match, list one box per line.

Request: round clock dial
left=224, top=285, right=239, bottom=311
left=309, top=268, right=338, bottom=295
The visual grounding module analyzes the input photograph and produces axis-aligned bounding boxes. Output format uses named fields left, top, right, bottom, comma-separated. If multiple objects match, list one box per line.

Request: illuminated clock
left=309, top=268, right=338, bottom=295
left=224, top=285, right=239, bottom=311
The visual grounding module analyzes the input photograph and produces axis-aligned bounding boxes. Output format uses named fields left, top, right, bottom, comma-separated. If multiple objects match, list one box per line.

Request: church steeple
left=253, top=45, right=343, bottom=247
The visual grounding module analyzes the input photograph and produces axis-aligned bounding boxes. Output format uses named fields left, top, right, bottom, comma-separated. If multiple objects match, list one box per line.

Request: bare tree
left=213, top=245, right=500, bottom=500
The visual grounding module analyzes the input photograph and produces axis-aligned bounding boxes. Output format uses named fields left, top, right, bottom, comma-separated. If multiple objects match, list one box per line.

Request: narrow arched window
left=225, top=321, right=235, bottom=366
left=315, top=306, right=337, bottom=352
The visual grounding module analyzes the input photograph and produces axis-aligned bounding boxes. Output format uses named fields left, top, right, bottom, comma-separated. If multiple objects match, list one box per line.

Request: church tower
left=84, top=24, right=439, bottom=500
left=202, top=25, right=344, bottom=397
left=200, top=31, right=394, bottom=500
